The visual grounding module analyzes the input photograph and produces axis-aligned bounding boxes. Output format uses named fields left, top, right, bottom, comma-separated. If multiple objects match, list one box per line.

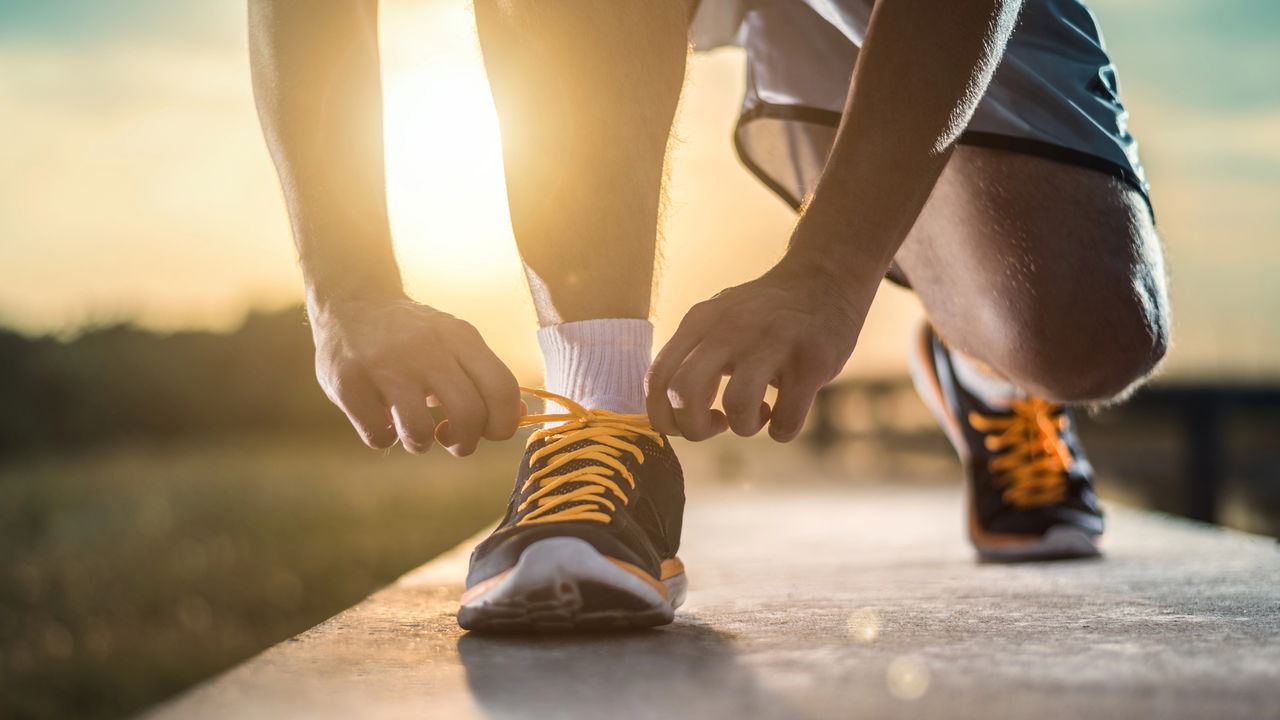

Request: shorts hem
left=734, top=102, right=1152, bottom=210
left=958, top=130, right=1151, bottom=204
left=733, top=102, right=1155, bottom=289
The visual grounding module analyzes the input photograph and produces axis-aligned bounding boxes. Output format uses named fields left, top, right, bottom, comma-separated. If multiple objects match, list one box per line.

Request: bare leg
left=462, top=3, right=694, bottom=635
left=474, top=0, right=689, bottom=326
left=894, top=146, right=1170, bottom=404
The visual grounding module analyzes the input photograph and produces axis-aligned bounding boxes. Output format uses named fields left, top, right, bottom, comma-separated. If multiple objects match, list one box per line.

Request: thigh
left=894, top=145, right=1169, bottom=399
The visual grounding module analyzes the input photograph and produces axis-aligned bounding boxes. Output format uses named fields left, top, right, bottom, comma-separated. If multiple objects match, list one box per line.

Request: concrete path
left=143, top=485, right=1280, bottom=719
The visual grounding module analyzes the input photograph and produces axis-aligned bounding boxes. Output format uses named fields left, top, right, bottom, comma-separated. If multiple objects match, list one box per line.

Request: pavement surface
left=142, top=484, right=1280, bottom=719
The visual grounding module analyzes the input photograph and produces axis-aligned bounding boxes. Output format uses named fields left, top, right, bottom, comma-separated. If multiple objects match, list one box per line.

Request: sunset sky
left=1, top=0, right=1277, bottom=383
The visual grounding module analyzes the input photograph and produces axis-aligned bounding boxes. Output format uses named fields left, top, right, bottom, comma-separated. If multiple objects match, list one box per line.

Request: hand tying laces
left=513, top=387, right=663, bottom=526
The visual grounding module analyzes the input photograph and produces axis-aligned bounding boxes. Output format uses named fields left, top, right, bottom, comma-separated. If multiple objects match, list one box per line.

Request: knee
left=1023, top=321, right=1168, bottom=404
left=984, top=282, right=1170, bottom=404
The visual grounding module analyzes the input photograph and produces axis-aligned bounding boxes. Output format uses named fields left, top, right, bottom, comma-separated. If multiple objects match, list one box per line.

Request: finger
left=429, top=392, right=523, bottom=414
left=386, top=389, right=436, bottom=454
left=647, top=303, right=716, bottom=433
left=722, top=361, right=774, bottom=437
left=456, top=338, right=521, bottom=441
left=768, top=371, right=825, bottom=443
left=429, top=364, right=488, bottom=457
left=332, top=373, right=397, bottom=449
left=667, top=345, right=731, bottom=441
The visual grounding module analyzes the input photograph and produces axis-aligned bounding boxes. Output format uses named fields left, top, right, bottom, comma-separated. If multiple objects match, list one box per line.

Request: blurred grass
left=0, top=432, right=524, bottom=720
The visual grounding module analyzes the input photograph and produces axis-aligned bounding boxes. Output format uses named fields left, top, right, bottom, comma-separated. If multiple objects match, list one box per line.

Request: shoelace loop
left=513, top=387, right=663, bottom=526
left=967, top=397, right=1073, bottom=510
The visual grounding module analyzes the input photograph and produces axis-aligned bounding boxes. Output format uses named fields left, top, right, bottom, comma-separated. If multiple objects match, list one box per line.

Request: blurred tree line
left=0, top=307, right=346, bottom=456
left=0, top=307, right=521, bottom=720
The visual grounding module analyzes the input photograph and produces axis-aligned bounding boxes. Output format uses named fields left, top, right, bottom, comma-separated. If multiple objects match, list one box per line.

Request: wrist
left=304, top=277, right=407, bottom=317
left=293, top=223, right=405, bottom=314
left=772, top=248, right=880, bottom=308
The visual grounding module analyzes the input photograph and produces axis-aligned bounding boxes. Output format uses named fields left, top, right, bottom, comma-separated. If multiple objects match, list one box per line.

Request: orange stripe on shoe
left=605, top=557, right=671, bottom=599
left=459, top=568, right=513, bottom=606
left=659, top=557, right=685, bottom=581
left=917, top=326, right=967, bottom=447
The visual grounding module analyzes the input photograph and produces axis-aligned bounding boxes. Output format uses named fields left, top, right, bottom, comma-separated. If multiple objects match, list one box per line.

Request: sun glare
left=380, top=2, right=518, bottom=293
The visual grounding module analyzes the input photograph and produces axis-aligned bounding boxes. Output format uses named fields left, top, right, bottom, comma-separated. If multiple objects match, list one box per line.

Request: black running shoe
left=458, top=388, right=687, bottom=633
left=909, top=323, right=1103, bottom=561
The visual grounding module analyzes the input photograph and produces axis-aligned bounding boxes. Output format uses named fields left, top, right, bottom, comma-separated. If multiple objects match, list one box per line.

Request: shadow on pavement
left=458, top=617, right=808, bottom=720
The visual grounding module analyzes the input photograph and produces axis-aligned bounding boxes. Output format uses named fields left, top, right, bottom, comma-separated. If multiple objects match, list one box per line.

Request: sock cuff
left=949, top=347, right=1027, bottom=408
left=537, top=319, right=653, bottom=417
left=536, top=318, right=653, bottom=354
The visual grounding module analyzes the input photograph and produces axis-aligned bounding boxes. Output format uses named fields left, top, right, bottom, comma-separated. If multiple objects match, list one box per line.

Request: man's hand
left=309, top=296, right=521, bottom=456
left=646, top=264, right=869, bottom=442
left=252, top=2, right=521, bottom=456
left=644, top=0, right=1024, bottom=444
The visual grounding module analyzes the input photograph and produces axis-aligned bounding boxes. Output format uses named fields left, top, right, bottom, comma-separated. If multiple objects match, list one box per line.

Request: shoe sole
left=976, top=524, right=1101, bottom=563
left=458, top=537, right=686, bottom=633
left=907, top=323, right=1102, bottom=562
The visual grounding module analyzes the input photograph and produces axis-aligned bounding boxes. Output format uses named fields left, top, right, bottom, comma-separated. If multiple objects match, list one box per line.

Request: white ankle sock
left=949, top=348, right=1026, bottom=410
left=537, top=318, right=652, bottom=416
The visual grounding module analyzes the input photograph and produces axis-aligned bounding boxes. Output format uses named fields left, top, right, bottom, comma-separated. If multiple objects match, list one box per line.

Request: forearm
left=783, top=0, right=1023, bottom=295
left=249, top=0, right=403, bottom=307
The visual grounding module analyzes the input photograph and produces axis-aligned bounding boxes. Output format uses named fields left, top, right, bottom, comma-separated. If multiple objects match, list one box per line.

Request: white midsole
left=463, top=537, right=683, bottom=613
left=976, top=524, right=1100, bottom=558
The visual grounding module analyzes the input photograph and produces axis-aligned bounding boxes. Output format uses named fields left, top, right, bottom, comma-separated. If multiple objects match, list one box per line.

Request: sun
left=379, top=1, right=517, bottom=292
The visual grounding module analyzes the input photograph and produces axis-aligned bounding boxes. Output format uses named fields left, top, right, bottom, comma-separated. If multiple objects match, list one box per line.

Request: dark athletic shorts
left=690, top=0, right=1151, bottom=210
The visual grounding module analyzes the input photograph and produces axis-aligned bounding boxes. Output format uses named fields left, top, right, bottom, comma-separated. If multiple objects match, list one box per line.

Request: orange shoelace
left=967, top=397, right=1073, bottom=509
left=513, top=387, right=663, bottom=526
